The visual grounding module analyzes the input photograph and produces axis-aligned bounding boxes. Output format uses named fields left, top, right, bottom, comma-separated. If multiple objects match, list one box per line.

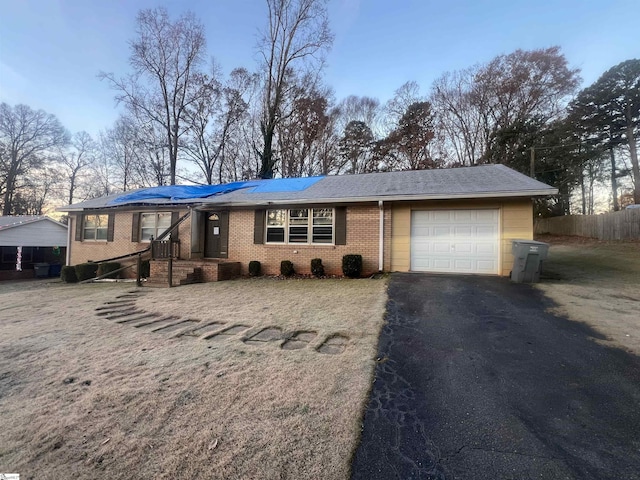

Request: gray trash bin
left=510, top=240, right=549, bottom=283
left=34, top=263, right=50, bottom=278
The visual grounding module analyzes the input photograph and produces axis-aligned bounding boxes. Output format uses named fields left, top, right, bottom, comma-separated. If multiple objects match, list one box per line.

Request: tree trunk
left=609, top=146, right=619, bottom=211
left=2, top=163, right=18, bottom=216
left=580, top=172, right=586, bottom=215
left=626, top=121, right=639, bottom=204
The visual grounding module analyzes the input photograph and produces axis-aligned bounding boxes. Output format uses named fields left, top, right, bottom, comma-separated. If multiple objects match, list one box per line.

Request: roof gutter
left=59, top=188, right=559, bottom=212
left=192, top=188, right=559, bottom=208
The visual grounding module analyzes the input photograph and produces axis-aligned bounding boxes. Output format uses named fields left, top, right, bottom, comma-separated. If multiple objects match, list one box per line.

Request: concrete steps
left=145, top=265, right=203, bottom=288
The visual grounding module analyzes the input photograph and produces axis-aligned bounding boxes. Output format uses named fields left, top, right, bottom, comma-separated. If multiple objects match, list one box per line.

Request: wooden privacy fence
left=535, top=209, right=640, bottom=240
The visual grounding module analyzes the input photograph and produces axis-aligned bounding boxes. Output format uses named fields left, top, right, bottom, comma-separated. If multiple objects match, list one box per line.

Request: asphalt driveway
left=351, top=273, right=640, bottom=480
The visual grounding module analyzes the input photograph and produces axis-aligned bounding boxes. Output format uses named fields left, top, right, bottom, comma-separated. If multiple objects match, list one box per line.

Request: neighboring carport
left=0, top=216, right=67, bottom=280
left=351, top=274, right=640, bottom=480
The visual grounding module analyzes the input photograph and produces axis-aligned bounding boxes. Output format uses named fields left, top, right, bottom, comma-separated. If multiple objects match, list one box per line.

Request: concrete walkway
left=351, top=273, right=640, bottom=480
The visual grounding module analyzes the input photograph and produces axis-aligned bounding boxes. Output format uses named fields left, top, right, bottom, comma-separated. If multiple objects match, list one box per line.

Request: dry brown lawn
left=536, top=234, right=640, bottom=355
left=0, top=277, right=387, bottom=479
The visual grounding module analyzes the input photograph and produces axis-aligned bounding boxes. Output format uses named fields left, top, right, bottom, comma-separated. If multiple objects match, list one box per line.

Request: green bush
left=311, top=258, right=325, bottom=277
left=249, top=260, right=261, bottom=277
left=140, top=259, right=150, bottom=278
left=342, top=254, right=363, bottom=278
left=280, top=260, right=295, bottom=277
left=75, top=262, right=98, bottom=282
left=60, top=265, right=77, bottom=283
left=97, top=262, right=121, bottom=279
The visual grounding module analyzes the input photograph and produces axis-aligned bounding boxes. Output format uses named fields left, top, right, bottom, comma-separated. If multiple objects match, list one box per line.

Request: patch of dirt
left=0, top=278, right=387, bottom=479
left=536, top=235, right=640, bottom=355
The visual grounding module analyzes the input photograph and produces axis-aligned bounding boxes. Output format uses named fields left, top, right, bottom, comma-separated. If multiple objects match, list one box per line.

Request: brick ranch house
left=58, top=165, right=557, bottom=284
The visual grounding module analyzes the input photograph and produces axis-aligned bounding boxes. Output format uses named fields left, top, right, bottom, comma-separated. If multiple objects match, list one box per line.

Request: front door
left=204, top=211, right=229, bottom=258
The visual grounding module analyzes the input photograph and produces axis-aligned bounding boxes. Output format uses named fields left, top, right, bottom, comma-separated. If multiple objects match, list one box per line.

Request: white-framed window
left=83, top=214, right=109, bottom=241
left=266, top=208, right=334, bottom=244
left=140, top=212, right=172, bottom=242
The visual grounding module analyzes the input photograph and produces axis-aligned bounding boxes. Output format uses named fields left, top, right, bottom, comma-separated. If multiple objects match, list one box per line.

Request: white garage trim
left=410, top=209, right=500, bottom=274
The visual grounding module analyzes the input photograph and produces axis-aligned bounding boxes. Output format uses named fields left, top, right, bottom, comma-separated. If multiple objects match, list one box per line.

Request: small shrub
left=280, top=260, right=295, bottom=277
left=75, top=262, right=98, bottom=282
left=342, top=254, right=363, bottom=278
left=140, top=259, right=150, bottom=278
left=248, top=260, right=261, bottom=277
left=60, top=265, right=77, bottom=283
left=311, top=258, right=325, bottom=277
left=97, top=262, right=121, bottom=279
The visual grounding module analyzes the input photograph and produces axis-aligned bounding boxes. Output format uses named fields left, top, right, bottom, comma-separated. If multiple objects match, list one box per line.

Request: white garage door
left=410, top=209, right=500, bottom=274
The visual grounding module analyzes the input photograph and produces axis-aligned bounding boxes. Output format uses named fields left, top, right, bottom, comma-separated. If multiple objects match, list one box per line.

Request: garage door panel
left=476, top=210, right=497, bottom=221
left=476, top=243, right=497, bottom=254
left=433, top=242, right=451, bottom=253
left=432, top=211, right=452, bottom=222
left=433, top=259, right=453, bottom=269
left=410, top=209, right=499, bottom=275
left=454, top=226, right=472, bottom=237
left=433, top=226, right=451, bottom=237
left=453, top=210, right=473, bottom=221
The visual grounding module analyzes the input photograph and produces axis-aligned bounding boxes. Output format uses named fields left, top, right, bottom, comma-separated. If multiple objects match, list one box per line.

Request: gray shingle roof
left=59, top=165, right=557, bottom=211
left=0, top=215, right=48, bottom=229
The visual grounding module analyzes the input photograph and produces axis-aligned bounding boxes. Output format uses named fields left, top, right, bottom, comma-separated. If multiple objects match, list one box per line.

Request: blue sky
left=1, top=0, right=638, bottom=138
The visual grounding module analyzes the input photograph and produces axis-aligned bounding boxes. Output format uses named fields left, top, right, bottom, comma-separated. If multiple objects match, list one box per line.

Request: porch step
left=145, top=266, right=203, bottom=288
left=147, top=259, right=241, bottom=286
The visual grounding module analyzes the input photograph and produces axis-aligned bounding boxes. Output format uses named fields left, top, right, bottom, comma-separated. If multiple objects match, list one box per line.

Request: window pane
left=312, top=226, right=333, bottom=243
left=96, top=215, right=108, bottom=227
left=157, top=212, right=172, bottom=237
left=157, top=213, right=172, bottom=228
left=141, top=213, right=156, bottom=228
left=84, top=216, right=97, bottom=228
left=84, top=229, right=96, bottom=240
left=289, top=209, right=309, bottom=225
left=288, top=226, right=308, bottom=243
left=96, top=228, right=108, bottom=240
left=313, top=208, right=333, bottom=225
left=266, top=227, right=285, bottom=243
left=267, top=210, right=286, bottom=226
left=141, top=228, right=155, bottom=242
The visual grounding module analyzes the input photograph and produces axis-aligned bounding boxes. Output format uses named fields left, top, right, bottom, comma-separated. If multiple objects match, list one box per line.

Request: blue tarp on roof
left=248, top=176, right=323, bottom=193
left=109, top=176, right=323, bottom=204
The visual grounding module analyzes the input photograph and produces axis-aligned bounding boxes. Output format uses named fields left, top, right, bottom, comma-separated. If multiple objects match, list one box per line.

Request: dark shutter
left=220, top=211, right=229, bottom=258
left=75, top=214, right=84, bottom=241
left=107, top=214, right=115, bottom=242
left=171, top=211, right=180, bottom=239
left=254, top=210, right=265, bottom=244
left=335, top=207, right=346, bottom=245
left=131, top=213, right=140, bottom=242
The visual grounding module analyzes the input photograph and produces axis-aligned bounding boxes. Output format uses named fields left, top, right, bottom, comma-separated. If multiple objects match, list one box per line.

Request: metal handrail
left=88, top=211, right=191, bottom=265
left=79, top=210, right=192, bottom=286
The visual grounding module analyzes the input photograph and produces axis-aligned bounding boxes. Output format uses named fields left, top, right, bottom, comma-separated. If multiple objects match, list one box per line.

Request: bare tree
left=184, top=67, right=258, bottom=184
left=56, top=131, right=96, bottom=205
left=256, top=0, right=333, bottom=179
left=430, top=47, right=580, bottom=172
left=380, top=101, right=439, bottom=170
left=277, top=80, right=331, bottom=177
left=384, top=81, right=424, bottom=133
left=100, top=7, right=209, bottom=185
left=335, top=95, right=381, bottom=137
left=431, top=67, right=487, bottom=166
left=0, top=103, right=68, bottom=215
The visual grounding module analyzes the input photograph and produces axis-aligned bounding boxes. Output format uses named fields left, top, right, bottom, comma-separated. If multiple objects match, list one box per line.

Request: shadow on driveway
left=351, top=273, right=640, bottom=480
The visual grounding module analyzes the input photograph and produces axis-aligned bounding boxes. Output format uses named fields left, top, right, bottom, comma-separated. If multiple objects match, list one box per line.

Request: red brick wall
left=69, top=206, right=389, bottom=278
left=228, top=205, right=386, bottom=276
left=69, top=210, right=191, bottom=276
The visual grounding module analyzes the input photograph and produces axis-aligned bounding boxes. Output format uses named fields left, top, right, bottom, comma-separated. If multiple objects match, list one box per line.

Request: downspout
left=66, top=216, right=72, bottom=266
left=378, top=200, right=384, bottom=272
